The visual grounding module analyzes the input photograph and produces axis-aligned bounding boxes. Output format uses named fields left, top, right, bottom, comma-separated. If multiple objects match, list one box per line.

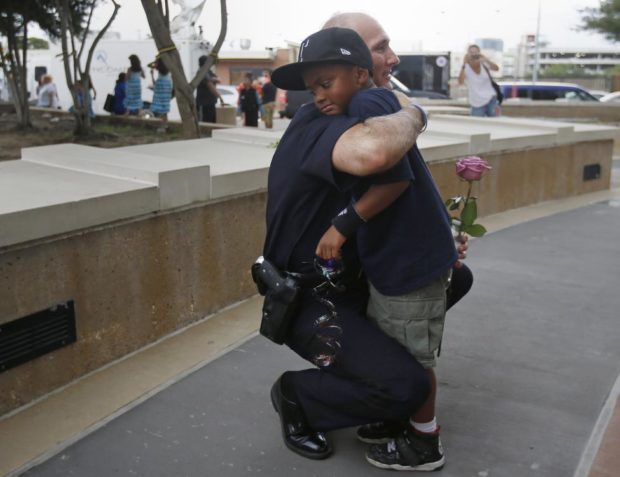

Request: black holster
left=251, top=257, right=300, bottom=345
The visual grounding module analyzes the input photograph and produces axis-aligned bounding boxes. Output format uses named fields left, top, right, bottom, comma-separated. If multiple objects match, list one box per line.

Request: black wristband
left=331, top=203, right=366, bottom=239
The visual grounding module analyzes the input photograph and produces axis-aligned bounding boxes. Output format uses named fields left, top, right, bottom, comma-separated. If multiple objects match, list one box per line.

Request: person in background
left=261, top=69, right=277, bottom=129
left=124, top=54, right=145, bottom=116
left=36, top=74, right=59, bottom=109
left=238, top=72, right=261, bottom=127
left=458, top=44, right=500, bottom=117
left=149, top=57, right=173, bottom=132
left=195, top=55, right=224, bottom=123
left=113, top=73, right=127, bottom=115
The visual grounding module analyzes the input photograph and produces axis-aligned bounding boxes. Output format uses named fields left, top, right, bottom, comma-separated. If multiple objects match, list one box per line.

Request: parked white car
left=599, top=91, right=620, bottom=103
left=588, top=90, right=609, bottom=100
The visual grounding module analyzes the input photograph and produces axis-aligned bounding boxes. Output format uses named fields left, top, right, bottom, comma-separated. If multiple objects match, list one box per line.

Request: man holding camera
left=458, top=44, right=500, bottom=117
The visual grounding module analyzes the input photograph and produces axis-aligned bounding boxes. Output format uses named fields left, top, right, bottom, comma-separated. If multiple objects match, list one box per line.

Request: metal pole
left=532, top=0, right=541, bottom=83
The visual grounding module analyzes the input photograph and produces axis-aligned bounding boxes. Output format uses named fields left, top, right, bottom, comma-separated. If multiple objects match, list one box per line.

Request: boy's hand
left=454, top=233, right=468, bottom=269
left=315, top=225, right=347, bottom=260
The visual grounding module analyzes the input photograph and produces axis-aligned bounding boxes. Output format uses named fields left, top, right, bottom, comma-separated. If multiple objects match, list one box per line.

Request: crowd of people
left=33, top=40, right=502, bottom=129
left=34, top=53, right=280, bottom=130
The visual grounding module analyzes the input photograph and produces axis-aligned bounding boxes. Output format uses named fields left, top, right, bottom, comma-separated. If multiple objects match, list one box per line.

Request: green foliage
left=540, top=64, right=586, bottom=78
left=460, top=199, right=477, bottom=227
left=13, top=37, right=50, bottom=49
left=27, top=37, right=49, bottom=49
left=605, top=65, right=620, bottom=77
left=0, top=1, right=60, bottom=39
left=461, top=223, right=487, bottom=237
left=0, top=0, right=91, bottom=42
left=445, top=197, right=463, bottom=211
left=579, top=0, right=620, bottom=43
left=447, top=183, right=488, bottom=238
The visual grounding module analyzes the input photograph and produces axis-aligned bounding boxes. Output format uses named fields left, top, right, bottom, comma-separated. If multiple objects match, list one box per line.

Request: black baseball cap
left=271, top=27, right=373, bottom=91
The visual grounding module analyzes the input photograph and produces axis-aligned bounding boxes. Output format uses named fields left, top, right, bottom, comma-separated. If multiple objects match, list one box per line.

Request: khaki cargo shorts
left=367, top=271, right=451, bottom=368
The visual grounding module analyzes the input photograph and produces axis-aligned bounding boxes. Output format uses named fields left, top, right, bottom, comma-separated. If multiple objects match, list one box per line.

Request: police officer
left=263, top=26, right=429, bottom=460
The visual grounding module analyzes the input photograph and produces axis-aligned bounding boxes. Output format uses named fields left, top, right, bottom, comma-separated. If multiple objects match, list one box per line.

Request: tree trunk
left=55, top=0, right=119, bottom=137
left=18, top=22, right=32, bottom=128
left=141, top=0, right=199, bottom=138
left=0, top=23, right=32, bottom=129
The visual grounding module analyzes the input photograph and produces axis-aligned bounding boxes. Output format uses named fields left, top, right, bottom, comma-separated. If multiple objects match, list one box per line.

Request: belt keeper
left=331, top=203, right=366, bottom=239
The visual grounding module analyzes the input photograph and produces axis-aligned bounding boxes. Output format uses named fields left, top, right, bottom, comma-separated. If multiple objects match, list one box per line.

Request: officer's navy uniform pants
left=282, top=263, right=473, bottom=432
left=284, top=284, right=430, bottom=432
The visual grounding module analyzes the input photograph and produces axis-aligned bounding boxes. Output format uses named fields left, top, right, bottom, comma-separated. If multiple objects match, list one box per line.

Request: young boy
left=273, top=27, right=457, bottom=472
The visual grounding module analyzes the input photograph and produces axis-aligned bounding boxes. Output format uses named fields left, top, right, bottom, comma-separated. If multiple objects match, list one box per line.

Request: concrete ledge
left=0, top=161, right=158, bottom=248
left=500, top=100, right=620, bottom=123
left=429, top=116, right=560, bottom=152
left=425, top=105, right=470, bottom=116
left=118, top=139, right=274, bottom=199
left=21, top=144, right=212, bottom=210
left=424, top=130, right=491, bottom=156
left=211, top=128, right=282, bottom=147
left=416, top=134, right=471, bottom=161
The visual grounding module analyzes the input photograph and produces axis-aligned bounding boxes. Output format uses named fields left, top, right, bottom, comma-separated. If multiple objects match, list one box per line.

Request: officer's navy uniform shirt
left=263, top=103, right=360, bottom=273
left=348, top=88, right=457, bottom=295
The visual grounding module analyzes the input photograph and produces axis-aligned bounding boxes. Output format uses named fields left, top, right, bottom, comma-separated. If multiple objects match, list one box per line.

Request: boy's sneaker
left=356, top=421, right=407, bottom=444
left=365, top=428, right=445, bottom=472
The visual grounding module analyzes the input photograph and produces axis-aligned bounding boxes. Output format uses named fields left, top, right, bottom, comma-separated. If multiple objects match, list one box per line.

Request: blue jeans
left=471, top=96, right=498, bottom=117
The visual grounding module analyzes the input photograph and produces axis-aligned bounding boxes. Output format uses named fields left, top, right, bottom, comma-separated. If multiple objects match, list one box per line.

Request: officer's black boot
left=270, top=374, right=332, bottom=459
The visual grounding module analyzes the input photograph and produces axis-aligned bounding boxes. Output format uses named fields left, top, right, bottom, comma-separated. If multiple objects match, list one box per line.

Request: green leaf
left=462, top=223, right=487, bottom=237
left=460, top=200, right=477, bottom=227
left=445, top=197, right=462, bottom=210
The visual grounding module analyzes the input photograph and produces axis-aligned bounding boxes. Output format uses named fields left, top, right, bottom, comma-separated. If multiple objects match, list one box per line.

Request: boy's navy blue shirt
left=348, top=88, right=457, bottom=295
left=263, top=103, right=360, bottom=273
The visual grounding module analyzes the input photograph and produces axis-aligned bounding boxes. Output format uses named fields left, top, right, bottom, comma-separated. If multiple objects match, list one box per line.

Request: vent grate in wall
left=0, top=301, right=76, bottom=373
left=583, top=164, right=601, bottom=181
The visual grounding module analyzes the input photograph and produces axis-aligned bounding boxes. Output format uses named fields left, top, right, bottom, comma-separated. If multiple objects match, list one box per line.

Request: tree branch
left=189, top=0, right=227, bottom=90
left=84, top=0, right=120, bottom=75
left=77, top=0, right=97, bottom=64
left=56, top=0, right=78, bottom=107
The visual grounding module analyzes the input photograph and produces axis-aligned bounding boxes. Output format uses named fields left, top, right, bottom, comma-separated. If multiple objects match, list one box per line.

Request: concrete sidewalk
left=3, top=187, right=620, bottom=476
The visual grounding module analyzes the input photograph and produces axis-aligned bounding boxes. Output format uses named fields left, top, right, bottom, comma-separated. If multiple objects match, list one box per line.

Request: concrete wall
left=500, top=102, right=620, bottom=124
left=0, top=116, right=617, bottom=416
left=432, top=141, right=613, bottom=216
left=0, top=193, right=265, bottom=415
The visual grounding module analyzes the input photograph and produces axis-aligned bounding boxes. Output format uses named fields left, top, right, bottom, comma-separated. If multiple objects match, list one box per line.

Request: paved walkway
left=3, top=174, right=620, bottom=476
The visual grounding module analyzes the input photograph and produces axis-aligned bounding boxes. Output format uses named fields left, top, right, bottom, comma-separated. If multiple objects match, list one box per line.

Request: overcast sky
left=84, top=0, right=615, bottom=53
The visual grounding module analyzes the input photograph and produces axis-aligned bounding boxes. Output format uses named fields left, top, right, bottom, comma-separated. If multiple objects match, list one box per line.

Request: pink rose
left=455, top=156, right=492, bottom=181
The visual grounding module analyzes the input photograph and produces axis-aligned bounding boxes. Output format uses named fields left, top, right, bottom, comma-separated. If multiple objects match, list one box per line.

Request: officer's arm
left=332, top=101, right=425, bottom=176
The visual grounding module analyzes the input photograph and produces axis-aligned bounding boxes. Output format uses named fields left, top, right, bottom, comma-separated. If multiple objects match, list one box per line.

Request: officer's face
left=353, top=17, right=399, bottom=88
left=303, top=63, right=368, bottom=116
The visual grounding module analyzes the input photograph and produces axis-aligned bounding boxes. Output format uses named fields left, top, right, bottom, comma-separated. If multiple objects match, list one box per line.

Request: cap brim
left=271, top=62, right=308, bottom=91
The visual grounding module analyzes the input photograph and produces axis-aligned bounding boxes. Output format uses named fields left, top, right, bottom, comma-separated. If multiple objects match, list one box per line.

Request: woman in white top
left=458, top=44, right=500, bottom=117
left=36, top=74, right=59, bottom=109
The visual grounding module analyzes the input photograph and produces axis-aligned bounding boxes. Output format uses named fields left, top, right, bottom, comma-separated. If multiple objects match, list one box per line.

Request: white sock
left=411, top=417, right=438, bottom=434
